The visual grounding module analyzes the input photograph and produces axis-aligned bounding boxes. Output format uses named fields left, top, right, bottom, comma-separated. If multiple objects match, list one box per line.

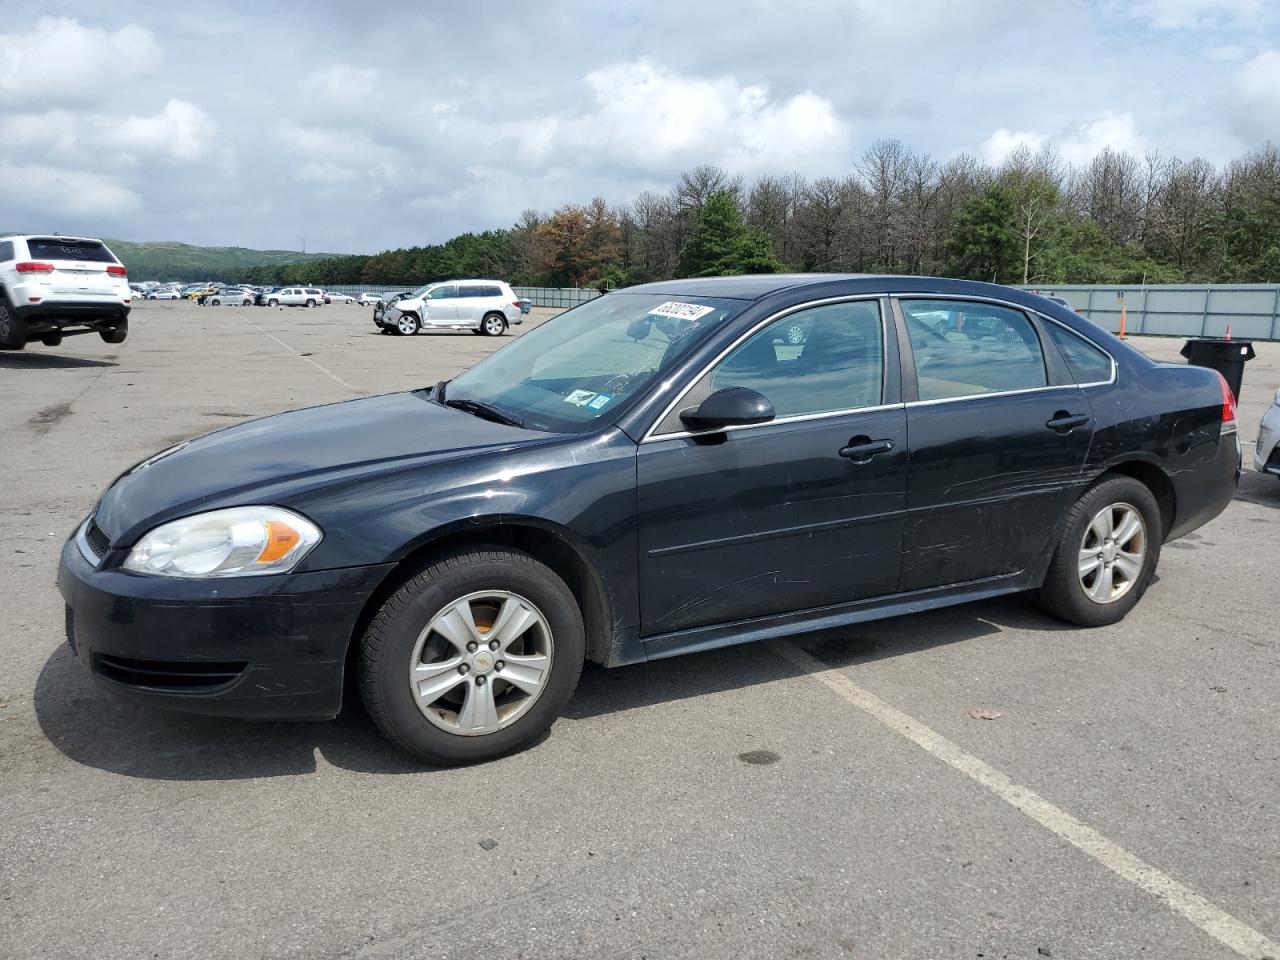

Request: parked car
left=207, top=288, right=255, bottom=306
left=378, top=279, right=523, bottom=336
left=0, top=234, right=130, bottom=349
left=265, top=287, right=325, bottom=307
left=325, top=291, right=357, bottom=304
left=1254, top=388, right=1280, bottom=479
left=58, top=275, right=1239, bottom=765
left=358, top=292, right=385, bottom=305
left=186, top=286, right=217, bottom=301
left=148, top=289, right=181, bottom=300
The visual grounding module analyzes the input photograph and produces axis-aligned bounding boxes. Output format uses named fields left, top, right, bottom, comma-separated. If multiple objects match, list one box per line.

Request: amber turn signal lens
left=257, top=520, right=302, bottom=563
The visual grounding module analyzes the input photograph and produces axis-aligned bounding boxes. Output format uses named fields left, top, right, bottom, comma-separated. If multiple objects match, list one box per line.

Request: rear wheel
left=0, top=295, right=27, bottom=349
left=396, top=313, right=420, bottom=336
left=482, top=313, right=507, bottom=337
left=359, top=546, right=585, bottom=765
left=306, top=298, right=316, bottom=308
left=99, top=319, right=128, bottom=345
left=1037, top=475, right=1161, bottom=627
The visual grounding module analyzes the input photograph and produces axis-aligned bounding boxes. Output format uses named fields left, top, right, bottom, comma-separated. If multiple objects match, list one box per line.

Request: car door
left=453, top=285, right=484, bottom=325
left=423, top=284, right=458, bottom=325
left=636, top=297, right=907, bottom=637
left=896, top=298, right=1093, bottom=591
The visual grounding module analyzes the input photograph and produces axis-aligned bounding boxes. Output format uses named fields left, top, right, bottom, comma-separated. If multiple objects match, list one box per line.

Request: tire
left=211, top=299, right=221, bottom=306
left=395, top=313, right=420, bottom=336
left=306, top=299, right=316, bottom=308
left=268, top=299, right=279, bottom=307
left=359, top=546, right=585, bottom=765
left=242, top=299, right=252, bottom=306
left=482, top=313, right=507, bottom=337
left=1036, top=475, right=1162, bottom=627
left=99, top=319, right=129, bottom=345
left=41, top=334, right=63, bottom=347
left=0, top=294, right=27, bottom=349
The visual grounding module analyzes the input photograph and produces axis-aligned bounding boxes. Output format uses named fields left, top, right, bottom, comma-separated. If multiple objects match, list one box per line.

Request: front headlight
left=123, top=506, right=322, bottom=578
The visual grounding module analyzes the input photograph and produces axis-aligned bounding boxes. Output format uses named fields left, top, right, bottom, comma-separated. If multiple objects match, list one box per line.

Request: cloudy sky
left=2, top=0, right=1278, bottom=254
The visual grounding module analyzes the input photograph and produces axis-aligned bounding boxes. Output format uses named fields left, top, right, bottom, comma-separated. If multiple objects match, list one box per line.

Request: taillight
left=107, top=264, right=127, bottom=276
left=1218, top=372, right=1237, bottom=427
left=15, top=261, right=54, bottom=274
left=511, top=301, right=521, bottom=307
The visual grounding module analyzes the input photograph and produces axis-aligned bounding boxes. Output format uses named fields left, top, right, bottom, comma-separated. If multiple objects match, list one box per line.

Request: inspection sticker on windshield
left=564, top=389, right=598, bottom=407
left=648, top=301, right=715, bottom=322
left=587, top=393, right=613, bottom=410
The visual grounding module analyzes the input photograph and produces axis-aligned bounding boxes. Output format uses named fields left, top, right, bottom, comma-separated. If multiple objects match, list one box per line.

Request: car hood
left=94, top=391, right=553, bottom=545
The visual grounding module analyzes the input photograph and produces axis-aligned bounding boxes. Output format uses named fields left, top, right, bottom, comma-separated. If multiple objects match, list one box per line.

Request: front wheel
left=268, top=299, right=279, bottom=307
left=359, top=546, right=585, bottom=765
left=210, top=299, right=221, bottom=306
left=1037, top=476, right=1161, bottom=627
left=396, top=313, right=420, bottom=336
left=482, top=313, right=507, bottom=336
left=99, top=319, right=129, bottom=344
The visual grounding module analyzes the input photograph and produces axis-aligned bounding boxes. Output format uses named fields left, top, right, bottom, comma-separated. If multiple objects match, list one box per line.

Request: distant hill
left=104, top=240, right=343, bottom=282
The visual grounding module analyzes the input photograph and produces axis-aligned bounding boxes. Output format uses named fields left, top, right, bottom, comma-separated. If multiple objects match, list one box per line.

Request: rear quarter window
left=1046, top=323, right=1114, bottom=384
left=0, top=240, right=14, bottom=262
left=26, top=238, right=117, bottom=262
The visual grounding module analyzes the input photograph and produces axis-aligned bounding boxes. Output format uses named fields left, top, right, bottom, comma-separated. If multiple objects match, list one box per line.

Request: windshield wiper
left=444, top=397, right=524, bottom=428
left=433, top=379, right=449, bottom=403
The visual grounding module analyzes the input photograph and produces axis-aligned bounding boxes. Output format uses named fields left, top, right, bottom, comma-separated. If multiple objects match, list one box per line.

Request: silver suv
left=0, top=235, right=130, bottom=349
left=378, top=279, right=523, bottom=336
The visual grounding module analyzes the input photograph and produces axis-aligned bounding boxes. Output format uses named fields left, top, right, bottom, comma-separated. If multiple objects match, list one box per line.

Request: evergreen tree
left=945, top=186, right=1019, bottom=282
left=677, top=192, right=784, bottom=277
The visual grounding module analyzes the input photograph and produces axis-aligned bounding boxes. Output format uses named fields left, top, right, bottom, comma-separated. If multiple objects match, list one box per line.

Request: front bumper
left=57, top=533, right=393, bottom=720
left=1254, top=405, right=1280, bottom=474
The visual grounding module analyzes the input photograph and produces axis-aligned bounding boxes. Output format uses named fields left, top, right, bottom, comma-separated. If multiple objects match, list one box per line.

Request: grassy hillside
left=105, top=240, right=343, bottom=282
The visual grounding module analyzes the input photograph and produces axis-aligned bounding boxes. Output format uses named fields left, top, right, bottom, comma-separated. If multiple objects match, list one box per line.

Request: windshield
left=444, top=292, right=744, bottom=432
left=409, top=282, right=440, bottom=299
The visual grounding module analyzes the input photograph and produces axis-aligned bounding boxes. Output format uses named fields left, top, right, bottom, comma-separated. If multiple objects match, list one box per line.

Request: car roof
left=617, top=273, right=1075, bottom=312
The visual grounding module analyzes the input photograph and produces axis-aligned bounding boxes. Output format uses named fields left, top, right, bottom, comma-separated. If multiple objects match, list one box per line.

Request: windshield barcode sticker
left=648, top=301, right=715, bottom=321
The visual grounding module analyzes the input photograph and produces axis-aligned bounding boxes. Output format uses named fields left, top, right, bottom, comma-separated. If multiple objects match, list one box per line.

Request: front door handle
left=1046, top=411, right=1090, bottom=432
left=839, top=437, right=895, bottom=462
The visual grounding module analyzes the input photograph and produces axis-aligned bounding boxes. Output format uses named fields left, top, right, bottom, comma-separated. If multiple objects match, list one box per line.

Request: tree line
left=241, top=140, right=1280, bottom=289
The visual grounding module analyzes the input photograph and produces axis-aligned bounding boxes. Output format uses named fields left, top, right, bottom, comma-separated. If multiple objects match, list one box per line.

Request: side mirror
left=679, top=387, right=775, bottom=433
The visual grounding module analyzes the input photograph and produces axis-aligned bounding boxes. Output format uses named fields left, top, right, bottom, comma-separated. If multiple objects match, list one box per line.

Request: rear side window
left=0, top=240, right=13, bottom=262
left=1046, top=323, right=1113, bottom=384
left=26, top=237, right=116, bottom=262
left=459, top=286, right=482, bottom=298
left=901, top=300, right=1047, bottom=401
left=482, top=285, right=502, bottom=297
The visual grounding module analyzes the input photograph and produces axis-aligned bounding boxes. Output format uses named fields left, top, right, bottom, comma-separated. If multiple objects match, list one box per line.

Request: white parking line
left=771, top=640, right=1279, bottom=960
left=242, top=314, right=361, bottom=392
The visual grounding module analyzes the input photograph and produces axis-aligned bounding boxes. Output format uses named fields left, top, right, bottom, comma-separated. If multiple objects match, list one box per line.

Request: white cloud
left=102, top=100, right=218, bottom=162
left=1123, top=0, right=1269, bottom=29
left=980, top=112, right=1144, bottom=167
left=0, top=163, right=141, bottom=218
left=302, top=64, right=381, bottom=117
left=1230, top=49, right=1280, bottom=142
left=569, top=60, right=848, bottom=174
left=980, top=129, right=1048, bottom=166
left=1, top=100, right=219, bottom=165
left=0, top=17, right=158, bottom=106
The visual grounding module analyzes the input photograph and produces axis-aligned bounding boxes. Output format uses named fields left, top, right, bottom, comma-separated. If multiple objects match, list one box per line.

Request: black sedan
left=58, top=275, right=1240, bottom=764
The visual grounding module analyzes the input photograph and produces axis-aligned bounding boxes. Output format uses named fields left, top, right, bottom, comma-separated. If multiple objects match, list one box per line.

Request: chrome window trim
left=642, top=295, right=890, bottom=444
left=892, top=293, right=1118, bottom=402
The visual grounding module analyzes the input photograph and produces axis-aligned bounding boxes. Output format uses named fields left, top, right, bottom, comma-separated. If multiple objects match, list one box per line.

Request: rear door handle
left=839, top=437, right=895, bottom=461
left=1046, top=412, right=1090, bottom=432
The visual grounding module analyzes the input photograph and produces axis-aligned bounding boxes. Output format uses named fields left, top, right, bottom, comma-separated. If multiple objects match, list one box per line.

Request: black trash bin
left=1180, top=337, right=1256, bottom=401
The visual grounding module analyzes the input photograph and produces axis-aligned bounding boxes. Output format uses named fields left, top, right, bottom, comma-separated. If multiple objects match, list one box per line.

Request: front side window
left=1046, top=322, right=1113, bottom=384
left=445, top=293, right=743, bottom=433
left=697, top=300, right=884, bottom=421
left=427, top=285, right=457, bottom=300
left=902, top=300, right=1047, bottom=400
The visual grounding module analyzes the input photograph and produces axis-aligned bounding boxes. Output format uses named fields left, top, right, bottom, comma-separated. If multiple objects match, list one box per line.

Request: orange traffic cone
left=1225, top=323, right=1232, bottom=340
left=1118, top=302, right=1127, bottom=339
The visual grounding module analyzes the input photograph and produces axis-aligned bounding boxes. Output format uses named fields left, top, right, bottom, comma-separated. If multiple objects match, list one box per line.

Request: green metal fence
left=1021, top=284, right=1280, bottom=340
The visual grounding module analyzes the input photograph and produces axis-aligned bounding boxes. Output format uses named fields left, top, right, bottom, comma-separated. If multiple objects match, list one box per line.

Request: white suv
left=0, top=235, right=131, bottom=349
left=378, top=279, right=523, bottom=336
left=265, top=287, right=326, bottom=307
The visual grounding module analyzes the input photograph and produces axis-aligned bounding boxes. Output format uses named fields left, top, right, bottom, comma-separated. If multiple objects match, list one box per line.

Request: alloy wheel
left=397, top=316, right=418, bottom=335
left=407, top=591, right=554, bottom=736
left=485, top=316, right=505, bottom=336
left=1078, top=502, right=1146, bottom=604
